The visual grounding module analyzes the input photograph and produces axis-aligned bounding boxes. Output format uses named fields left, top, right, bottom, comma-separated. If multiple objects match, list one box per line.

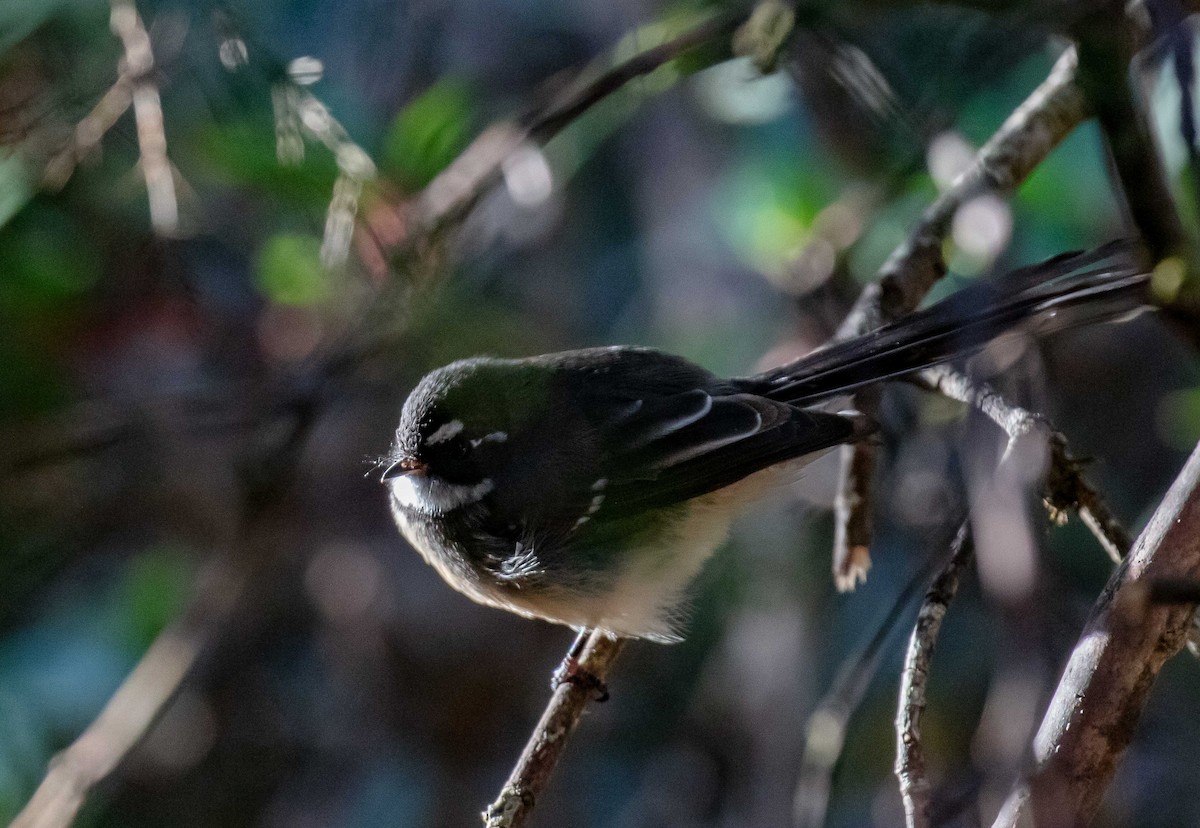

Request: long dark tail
left=748, top=242, right=1149, bottom=405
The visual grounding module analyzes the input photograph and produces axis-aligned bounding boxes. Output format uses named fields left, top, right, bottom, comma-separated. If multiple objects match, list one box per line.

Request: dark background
left=2, top=0, right=1198, bottom=825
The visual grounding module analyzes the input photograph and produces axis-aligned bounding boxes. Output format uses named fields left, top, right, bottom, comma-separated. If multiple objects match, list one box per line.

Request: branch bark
left=829, top=45, right=1086, bottom=584
left=895, top=521, right=974, bottom=828
left=994, top=439, right=1200, bottom=827
left=408, top=10, right=743, bottom=246
left=483, top=632, right=626, bottom=828
left=917, top=365, right=1133, bottom=563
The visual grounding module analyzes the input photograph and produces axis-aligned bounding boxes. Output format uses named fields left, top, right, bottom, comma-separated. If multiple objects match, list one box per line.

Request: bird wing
left=591, top=388, right=858, bottom=511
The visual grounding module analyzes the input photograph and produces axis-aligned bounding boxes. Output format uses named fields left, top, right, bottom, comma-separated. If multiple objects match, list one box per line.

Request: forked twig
left=917, top=364, right=1133, bottom=562
left=830, top=45, right=1087, bottom=584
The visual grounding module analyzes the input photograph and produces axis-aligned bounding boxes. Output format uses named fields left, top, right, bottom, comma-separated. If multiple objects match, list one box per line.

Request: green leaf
left=0, top=154, right=33, bottom=230
left=194, top=121, right=339, bottom=205
left=115, top=548, right=193, bottom=650
left=381, top=78, right=474, bottom=189
left=0, top=205, right=101, bottom=306
left=255, top=233, right=328, bottom=305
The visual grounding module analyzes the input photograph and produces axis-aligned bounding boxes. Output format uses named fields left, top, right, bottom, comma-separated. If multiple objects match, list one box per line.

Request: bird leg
left=551, top=628, right=609, bottom=702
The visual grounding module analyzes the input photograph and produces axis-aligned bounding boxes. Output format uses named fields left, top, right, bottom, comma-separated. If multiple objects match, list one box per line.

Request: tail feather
left=748, top=243, right=1149, bottom=405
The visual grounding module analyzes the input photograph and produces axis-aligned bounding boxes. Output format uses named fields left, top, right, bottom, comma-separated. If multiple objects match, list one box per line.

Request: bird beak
left=381, top=457, right=427, bottom=481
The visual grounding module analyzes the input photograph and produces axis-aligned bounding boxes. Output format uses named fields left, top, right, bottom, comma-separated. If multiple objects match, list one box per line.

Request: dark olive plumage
left=384, top=245, right=1147, bottom=641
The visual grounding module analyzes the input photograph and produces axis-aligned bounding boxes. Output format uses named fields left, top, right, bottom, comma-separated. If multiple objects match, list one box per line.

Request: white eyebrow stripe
left=469, top=431, right=508, bottom=447
left=425, top=419, right=464, bottom=445
left=389, top=475, right=493, bottom=513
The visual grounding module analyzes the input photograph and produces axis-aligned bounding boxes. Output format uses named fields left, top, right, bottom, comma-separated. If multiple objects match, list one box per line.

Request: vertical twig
left=109, top=0, right=178, bottom=235
left=793, top=552, right=947, bottom=828
left=895, top=522, right=974, bottom=828
left=832, top=436, right=878, bottom=590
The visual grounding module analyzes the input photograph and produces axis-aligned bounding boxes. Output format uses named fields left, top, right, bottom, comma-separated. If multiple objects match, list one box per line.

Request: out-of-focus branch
left=836, top=46, right=1085, bottom=340
left=895, top=521, right=974, bottom=828
left=109, top=0, right=177, bottom=236
left=10, top=369, right=321, bottom=827
left=405, top=9, right=743, bottom=247
left=10, top=490, right=298, bottom=828
left=793, top=550, right=947, bottom=828
left=483, top=632, right=626, bottom=828
left=1072, top=6, right=1190, bottom=264
left=916, top=365, right=1133, bottom=563
left=42, top=80, right=133, bottom=189
left=829, top=46, right=1086, bottom=584
left=994, top=439, right=1200, bottom=827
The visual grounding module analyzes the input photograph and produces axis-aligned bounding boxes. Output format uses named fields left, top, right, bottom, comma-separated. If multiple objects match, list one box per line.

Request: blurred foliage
left=380, top=77, right=474, bottom=189
left=1, top=1, right=1199, bottom=827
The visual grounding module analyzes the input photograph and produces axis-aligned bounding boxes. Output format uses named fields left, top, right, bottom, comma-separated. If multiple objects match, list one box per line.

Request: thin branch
left=836, top=46, right=1085, bottom=340
left=42, top=79, right=133, bottom=189
left=483, top=631, right=626, bottom=828
left=895, top=521, right=974, bottom=828
left=10, top=383, right=323, bottom=828
left=407, top=9, right=743, bottom=246
left=109, top=0, right=178, bottom=236
left=793, top=550, right=949, bottom=828
left=917, top=364, right=1133, bottom=563
left=832, top=432, right=878, bottom=591
left=11, top=538, right=272, bottom=828
left=994, top=438, right=1200, bottom=827
left=828, top=45, right=1087, bottom=586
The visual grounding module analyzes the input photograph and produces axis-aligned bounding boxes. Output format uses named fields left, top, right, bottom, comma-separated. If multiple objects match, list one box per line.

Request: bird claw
left=551, top=657, right=609, bottom=702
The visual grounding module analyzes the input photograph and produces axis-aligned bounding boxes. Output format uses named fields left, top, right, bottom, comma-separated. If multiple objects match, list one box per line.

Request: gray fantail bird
left=382, top=244, right=1148, bottom=643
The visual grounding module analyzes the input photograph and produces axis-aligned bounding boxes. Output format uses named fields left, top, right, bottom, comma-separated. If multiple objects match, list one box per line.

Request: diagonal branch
left=830, top=45, right=1087, bottom=585
left=994, top=438, right=1200, bottom=827
left=483, top=632, right=626, bottom=828
left=408, top=9, right=744, bottom=248
left=11, top=512, right=292, bottom=828
left=917, top=364, right=1133, bottom=562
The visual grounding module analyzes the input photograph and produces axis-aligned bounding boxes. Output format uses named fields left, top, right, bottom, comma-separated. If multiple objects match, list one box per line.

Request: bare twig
left=828, top=46, right=1086, bottom=585
left=483, top=631, right=626, bottom=828
left=917, top=365, right=1133, bottom=563
left=994, top=439, right=1200, bottom=827
left=42, top=79, right=133, bottom=189
left=895, top=521, right=974, bottom=828
left=832, top=430, right=878, bottom=591
left=10, top=376, right=321, bottom=827
left=407, top=10, right=742, bottom=246
left=836, top=46, right=1085, bottom=340
left=109, top=0, right=178, bottom=235
left=793, top=550, right=948, bottom=828
left=11, top=530, right=279, bottom=828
